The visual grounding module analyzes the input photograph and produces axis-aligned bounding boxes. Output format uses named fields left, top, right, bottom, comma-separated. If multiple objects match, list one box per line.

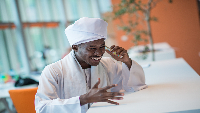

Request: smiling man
left=35, top=17, right=147, bottom=113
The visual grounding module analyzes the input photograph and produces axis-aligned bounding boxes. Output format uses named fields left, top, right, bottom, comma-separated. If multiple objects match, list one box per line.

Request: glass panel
left=0, top=0, right=25, bottom=76
left=0, top=0, right=9, bottom=22
left=41, top=28, right=61, bottom=65
left=39, top=0, right=52, bottom=21
left=18, top=0, right=27, bottom=22
left=65, top=0, right=80, bottom=21
left=0, top=30, right=10, bottom=74
left=24, top=26, right=66, bottom=72
left=24, top=27, right=45, bottom=72
left=5, top=0, right=15, bottom=22
left=0, top=29, right=23, bottom=75
left=90, top=0, right=101, bottom=18
left=19, top=0, right=70, bottom=72
left=0, top=0, right=110, bottom=74
left=98, top=0, right=112, bottom=13
left=78, top=0, right=93, bottom=18
left=23, top=0, right=38, bottom=22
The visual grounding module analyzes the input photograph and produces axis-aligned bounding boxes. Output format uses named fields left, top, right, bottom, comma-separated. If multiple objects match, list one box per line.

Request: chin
left=89, top=58, right=101, bottom=66
left=90, top=61, right=101, bottom=66
left=91, top=63, right=100, bottom=66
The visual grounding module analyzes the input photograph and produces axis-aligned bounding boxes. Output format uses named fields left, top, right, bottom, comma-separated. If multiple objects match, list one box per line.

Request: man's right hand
left=80, top=78, right=124, bottom=106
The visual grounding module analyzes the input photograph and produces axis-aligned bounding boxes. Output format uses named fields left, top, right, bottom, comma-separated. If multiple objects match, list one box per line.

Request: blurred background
left=0, top=0, right=200, bottom=82
left=0, top=0, right=113, bottom=78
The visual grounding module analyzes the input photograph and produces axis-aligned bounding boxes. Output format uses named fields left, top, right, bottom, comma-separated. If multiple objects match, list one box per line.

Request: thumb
left=92, top=78, right=100, bottom=88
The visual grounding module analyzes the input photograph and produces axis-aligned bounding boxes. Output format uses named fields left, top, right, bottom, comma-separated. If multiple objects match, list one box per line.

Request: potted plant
left=105, top=0, right=172, bottom=61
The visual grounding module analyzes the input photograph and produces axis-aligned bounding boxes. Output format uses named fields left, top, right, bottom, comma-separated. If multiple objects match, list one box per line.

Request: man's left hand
left=106, top=45, right=132, bottom=69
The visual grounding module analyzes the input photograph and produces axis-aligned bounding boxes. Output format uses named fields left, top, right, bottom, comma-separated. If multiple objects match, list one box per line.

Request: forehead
left=81, top=39, right=105, bottom=47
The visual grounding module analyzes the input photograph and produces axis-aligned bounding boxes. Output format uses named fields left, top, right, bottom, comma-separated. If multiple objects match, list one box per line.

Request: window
left=0, top=0, right=112, bottom=75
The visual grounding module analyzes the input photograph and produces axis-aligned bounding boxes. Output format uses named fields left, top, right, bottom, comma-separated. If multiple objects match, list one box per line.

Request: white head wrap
left=65, top=17, right=108, bottom=46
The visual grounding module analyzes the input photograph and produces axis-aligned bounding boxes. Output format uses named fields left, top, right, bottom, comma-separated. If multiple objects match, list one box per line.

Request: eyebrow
left=89, top=44, right=105, bottom=47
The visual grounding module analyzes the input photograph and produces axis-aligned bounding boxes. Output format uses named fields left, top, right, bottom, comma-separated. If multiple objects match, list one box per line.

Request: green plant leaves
left=129, top=0, right=135, bottom=3
left=121, top=26, right=131, bottom=33
left=115, top=8, right=127, bottom=16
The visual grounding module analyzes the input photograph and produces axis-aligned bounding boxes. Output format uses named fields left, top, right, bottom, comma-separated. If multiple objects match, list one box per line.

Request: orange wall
left=111, top=0, right=200, bottom=75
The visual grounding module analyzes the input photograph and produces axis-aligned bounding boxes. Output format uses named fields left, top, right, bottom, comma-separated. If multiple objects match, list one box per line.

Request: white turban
left=65, top=17, right=108, bottom=46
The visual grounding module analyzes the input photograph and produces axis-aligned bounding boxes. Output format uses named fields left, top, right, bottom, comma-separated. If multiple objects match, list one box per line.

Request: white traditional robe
left=35, top=50, right=147, bottom=113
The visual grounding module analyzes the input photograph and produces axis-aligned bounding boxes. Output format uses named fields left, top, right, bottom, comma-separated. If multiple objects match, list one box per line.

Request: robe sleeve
left=102, top=58, right=147, bottom=92
left=35, top=65, right=82, bottom=113
left=121, top=60, right=147, bottom=92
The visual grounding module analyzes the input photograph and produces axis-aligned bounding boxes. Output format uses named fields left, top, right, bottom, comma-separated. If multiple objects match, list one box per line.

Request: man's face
left=73, top=39, right=105, bottom=67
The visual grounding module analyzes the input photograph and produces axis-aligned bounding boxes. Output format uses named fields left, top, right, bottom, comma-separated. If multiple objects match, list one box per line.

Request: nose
left=94, top=48, right=105, bottom=56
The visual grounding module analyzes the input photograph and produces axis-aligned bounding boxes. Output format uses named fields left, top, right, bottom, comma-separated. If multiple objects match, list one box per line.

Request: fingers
left=100, top=99, right=119, bottom=105
left=119, top=50, right=127, bottom=56
left=101, top=92, right=124, bottom=101
left=101, top=84, right=117, bottom=91
left=103, top=96, right=123, bottom=100
left=103, top=92, right=124, bottom=97
left=92, top=78, right=100, bottom=88
left=112, top=46, right=122, bottom=54
left=106, top=100, right=119, bottom=105
left=110, top=45, right=115, bottom=50
left=107, top=45, right=126, bottom=58
left=110, top=45, right=124, bottom=53
left=99, top=92, right=124, bottom=105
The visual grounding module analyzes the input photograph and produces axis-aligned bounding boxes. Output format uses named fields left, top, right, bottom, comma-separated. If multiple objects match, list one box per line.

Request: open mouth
left=91, top=56, right=102, bottom=61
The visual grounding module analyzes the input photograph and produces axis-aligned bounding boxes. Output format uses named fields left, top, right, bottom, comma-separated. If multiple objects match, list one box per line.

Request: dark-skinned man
left=35, top=17, right=147, bottom=113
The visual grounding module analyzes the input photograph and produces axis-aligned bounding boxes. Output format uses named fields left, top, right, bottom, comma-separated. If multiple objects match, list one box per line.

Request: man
left=35, top=17, right=147, bottom=113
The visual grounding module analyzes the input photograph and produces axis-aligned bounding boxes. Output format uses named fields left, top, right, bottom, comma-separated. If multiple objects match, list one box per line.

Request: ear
left=72, top=45, right=78, bottom=52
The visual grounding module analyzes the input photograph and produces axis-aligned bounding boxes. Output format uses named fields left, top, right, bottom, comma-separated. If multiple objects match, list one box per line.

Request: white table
left=0, top=76, right=39, bottom=112
left=0, top=74, right=40, bottom=98
left=0, top=83, right=38, bottom=98
left=87, top=58, right=200, bottom=113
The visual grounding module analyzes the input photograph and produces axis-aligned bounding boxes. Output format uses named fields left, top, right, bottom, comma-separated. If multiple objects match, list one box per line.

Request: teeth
left=92, top=57, right=101, bottom=60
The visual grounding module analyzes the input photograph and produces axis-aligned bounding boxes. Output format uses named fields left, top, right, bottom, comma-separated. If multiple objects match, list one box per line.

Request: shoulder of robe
left=42, top=59, right=64, bottom=77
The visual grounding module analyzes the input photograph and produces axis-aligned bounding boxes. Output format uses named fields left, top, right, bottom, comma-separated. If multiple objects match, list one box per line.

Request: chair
left=9, top=87, right=38, bottom=113
left=0, top=98, right=12, bottom=113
